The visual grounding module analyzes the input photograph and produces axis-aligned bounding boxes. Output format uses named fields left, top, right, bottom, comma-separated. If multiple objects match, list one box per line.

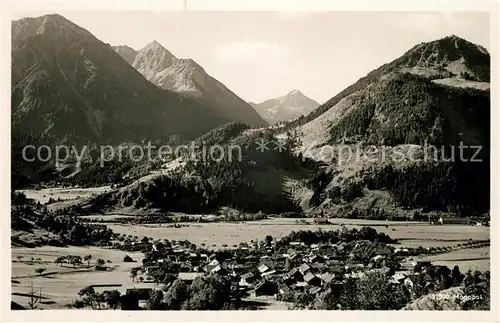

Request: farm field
left=11, top=246, right=144, bottom=309
left=420, top=246, right=490, bottom=272
left=105, top=217, right=489, bottom=249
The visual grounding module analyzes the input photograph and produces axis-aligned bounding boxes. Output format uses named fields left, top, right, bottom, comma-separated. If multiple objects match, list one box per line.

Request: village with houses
left=79, top=226, right=488, bottom=310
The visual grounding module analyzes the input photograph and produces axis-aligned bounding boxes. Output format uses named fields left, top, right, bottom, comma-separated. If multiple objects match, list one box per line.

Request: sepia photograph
left=3, top=1, right=497, bottom=319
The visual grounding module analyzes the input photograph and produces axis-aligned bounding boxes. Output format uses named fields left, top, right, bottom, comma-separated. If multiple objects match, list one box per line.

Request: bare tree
left=27, top=281, right=42, bottom=310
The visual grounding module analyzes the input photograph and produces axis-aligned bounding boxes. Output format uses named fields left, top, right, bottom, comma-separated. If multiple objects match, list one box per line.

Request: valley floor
left=11, top=187, right=490, bottom=310
left=11, top=218, right=489, bottom=309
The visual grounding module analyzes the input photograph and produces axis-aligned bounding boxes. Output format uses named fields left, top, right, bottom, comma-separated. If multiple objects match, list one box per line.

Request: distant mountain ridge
left=111, top=45, right=137, bottom=65
left=114, top=40, right=267, bottom=127
left=250, top=90, right=319, bottom=124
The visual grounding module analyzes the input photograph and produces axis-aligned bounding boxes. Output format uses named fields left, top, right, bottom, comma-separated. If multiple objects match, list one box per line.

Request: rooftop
left=178, top=272, right=204, bottom=281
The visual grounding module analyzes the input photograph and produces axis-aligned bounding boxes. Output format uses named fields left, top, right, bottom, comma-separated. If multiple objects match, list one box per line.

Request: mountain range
left=10, top=14, right=491, bottom=218
left=90, top=34, right=490, bottom=217
left=11, top=14, right=265, bottom=148
left=250, top=90, right=319, bottom=124
left=113, top=40, right=267, bottom=127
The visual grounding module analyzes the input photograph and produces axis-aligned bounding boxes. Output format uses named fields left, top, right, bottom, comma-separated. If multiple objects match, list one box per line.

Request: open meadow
left=420, top=246, right=490, bottom=272
left=105, top=217, right=489, bottom=249
left=104, top=217, right=490, bottom=275
left=11, top=246, right=144, bottom=309
left=19, top=186, right=111, bottom=204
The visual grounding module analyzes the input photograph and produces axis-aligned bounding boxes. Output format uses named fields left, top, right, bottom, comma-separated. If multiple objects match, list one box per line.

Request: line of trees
left=277, top=226, right=395, bottom=247
left=53, top=255, right=111, bottom=270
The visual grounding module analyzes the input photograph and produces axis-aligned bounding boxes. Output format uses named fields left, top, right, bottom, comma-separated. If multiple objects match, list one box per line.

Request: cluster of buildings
left=112, top=237, right=444, bottom=306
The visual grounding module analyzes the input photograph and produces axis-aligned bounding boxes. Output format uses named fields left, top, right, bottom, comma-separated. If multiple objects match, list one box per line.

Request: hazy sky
left=12, top=11, right=490, bottom=103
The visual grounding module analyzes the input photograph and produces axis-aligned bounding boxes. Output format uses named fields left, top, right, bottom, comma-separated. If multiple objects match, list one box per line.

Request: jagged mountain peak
left=15, top=13, right=67, bottom=26
left=283, top=89, right=312, bottom=101
left=133, top=40, right=178, bottom=80
left=114, top=39, right=266, bottom=127
left=132, top=43, right=202, bottom=94
left=13, top=13, right=89, bottom=35
left=143, top=40, right=169, bottom=52
left=134, top=42, right=205, bottom=73
left=129, top=41, right=206, bottom=79
left=138, top=40, right=177, bottom=60
left=420, top=34, right=489, bottom=55
left=445, top=34, right=489, bottom=55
